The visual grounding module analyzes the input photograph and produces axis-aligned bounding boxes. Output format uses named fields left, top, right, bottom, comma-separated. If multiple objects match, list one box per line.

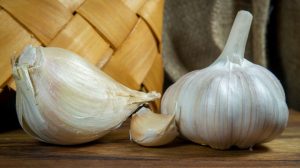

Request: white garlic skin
left=161, top=11, right=289, bottom=150
left=162, top=61, right=289, bottom=149
left=130, top=107, right=178, bottom=146
left=13, top=46, right=160, bottom=145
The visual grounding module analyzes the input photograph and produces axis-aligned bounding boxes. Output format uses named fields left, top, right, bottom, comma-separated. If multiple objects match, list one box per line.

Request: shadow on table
left=152, top=137, right=271, bottom=156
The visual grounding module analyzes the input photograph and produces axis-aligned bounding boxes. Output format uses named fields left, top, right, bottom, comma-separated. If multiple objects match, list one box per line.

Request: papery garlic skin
left=161, top=11, right=289, bottom=150
left=13, top=46, right=160, bottom=145
left=130, top=107, right=178, bottom=146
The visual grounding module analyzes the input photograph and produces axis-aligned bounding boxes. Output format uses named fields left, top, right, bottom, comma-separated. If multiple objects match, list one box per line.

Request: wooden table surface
left=0, top=110, right=299, bottom=168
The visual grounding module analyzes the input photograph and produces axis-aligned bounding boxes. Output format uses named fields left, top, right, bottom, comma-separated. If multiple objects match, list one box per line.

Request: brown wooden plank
left=0, top=110, right=299, bottom=167
left=0, top=159, right=298, bottom=168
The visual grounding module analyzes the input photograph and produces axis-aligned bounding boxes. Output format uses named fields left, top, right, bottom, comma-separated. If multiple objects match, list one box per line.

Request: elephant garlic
left=161, top=11, right=289, bottom=149
left=13, top=46, right=160, bottom=145
left=130, top=107, right=178, bottom=146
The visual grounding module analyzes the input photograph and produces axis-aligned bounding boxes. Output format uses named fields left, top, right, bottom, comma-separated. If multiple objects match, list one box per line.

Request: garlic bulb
left=161, top=11, right=289, bottom=150
left=12, top=46, right=160, bottom=145
left=130, top=107, right=178, bottom=146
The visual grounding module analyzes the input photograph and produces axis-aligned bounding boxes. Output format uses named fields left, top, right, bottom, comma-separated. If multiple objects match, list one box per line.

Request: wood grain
left=138, top=0, right=164, bottom=42
left=122, top=0, right=147, bottom=13
left=0, top=0, right=72, bottom=45
left=103, top=19, right=157, bottom=90
left=49, top=14, right=111, bottom=65
left=57, top=0, right=85, bottom=13
left=0, top=110, right=299, bottom=167
left=143, top=53, right=164, bottom=110
left=77, top=0, right=138, bottom=48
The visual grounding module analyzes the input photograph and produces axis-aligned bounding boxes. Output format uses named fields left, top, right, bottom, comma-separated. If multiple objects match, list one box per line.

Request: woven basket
left=0, top=0, right=164, bottom=111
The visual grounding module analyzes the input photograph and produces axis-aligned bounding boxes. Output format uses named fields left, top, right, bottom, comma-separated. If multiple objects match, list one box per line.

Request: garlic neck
left=217, top=10, right=253, bottom=65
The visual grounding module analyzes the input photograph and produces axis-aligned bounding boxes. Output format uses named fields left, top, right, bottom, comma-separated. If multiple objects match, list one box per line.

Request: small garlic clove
left=129, top=107, right=178, bottom=146
left=13, top=46, right=160, bottom=145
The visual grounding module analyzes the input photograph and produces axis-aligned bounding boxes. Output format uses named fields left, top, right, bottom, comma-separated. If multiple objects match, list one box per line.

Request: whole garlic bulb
left=130, top=107, right=178, bottom=146
left=13, top=46, right=160, bottom=145
left=161, top=11, right=289, bottom=150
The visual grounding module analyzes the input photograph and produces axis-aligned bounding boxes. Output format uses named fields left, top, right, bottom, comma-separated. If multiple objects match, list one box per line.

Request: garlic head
left=13, top=46, right=160, bottom=145
left=161, top=11, right=289, bottom=149
left=130, top=107, right=178, bottom=146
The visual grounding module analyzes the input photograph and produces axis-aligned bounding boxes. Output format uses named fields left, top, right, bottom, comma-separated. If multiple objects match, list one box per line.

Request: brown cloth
left=162, top=0, right=300, bottom=110
left=277, top=0, right=300, bottom=110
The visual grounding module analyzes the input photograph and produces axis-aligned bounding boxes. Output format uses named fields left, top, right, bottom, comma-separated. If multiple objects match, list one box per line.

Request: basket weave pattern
left=0, top=0, right=164, bottom=110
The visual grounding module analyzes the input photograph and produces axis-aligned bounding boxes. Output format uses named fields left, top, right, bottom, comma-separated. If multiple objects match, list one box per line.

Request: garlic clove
left=13, top=46, right=160, bottom=145
left=161, top=10, right=289, bottom=150
left=130, top=107, right=178, bottom=146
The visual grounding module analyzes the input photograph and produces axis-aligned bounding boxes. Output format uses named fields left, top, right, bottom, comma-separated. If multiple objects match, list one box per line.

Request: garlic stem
left=127, top=90, right=161, bottom=104
left=219, top=10, right=253, bottom=64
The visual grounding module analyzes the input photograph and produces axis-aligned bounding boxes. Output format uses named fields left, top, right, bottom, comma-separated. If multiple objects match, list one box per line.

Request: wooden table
left=0, top=110, right=299, bottom=167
